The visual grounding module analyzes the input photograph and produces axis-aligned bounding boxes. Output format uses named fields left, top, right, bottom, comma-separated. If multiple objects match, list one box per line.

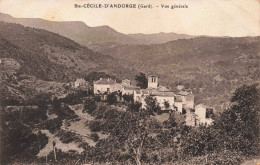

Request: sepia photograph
left=0, top=0, right=259, bottom=164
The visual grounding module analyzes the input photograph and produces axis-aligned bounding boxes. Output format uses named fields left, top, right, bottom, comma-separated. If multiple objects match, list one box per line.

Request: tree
left=127, top=102, right=142, bottom=112
left=107, top=93, right=117, bottom=105
left=123, top=94, right=134, bottom=103
left=215, top=84, right=259, bottom=155
left=145, top=96, right=161, bottom=115
left=90, top=133, right=100, bottom=142
left=89, top=120, right=102, bottom=132
left=135, top=73, right=148, bottom=89
left=83, top=98, right=96, bottom=114
left=163, top=100, right=170, bottom=110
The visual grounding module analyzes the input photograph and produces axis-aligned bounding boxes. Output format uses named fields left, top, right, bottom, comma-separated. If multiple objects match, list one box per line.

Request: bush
left=44, top=118, right=63, bottom=134
left=61, top=90, right=88, bottom=105
left=90, top=133, right=99, bottom=142
left=107, top=93, right=117, bottom=105
left=127, top=102, right=142, bottom=112
left=89, top=120, right=102, bottom=132
left=57, top=130, right=82, bottom=143
left=123, top=94, right=134, bottom=103
left=94, top=95, right=101, bottom=102
left=83, top=98, right=96, bottom=114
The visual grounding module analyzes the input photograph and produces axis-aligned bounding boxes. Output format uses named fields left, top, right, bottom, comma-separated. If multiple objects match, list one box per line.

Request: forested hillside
left=99, top=37, right=260, bottom=111
left=0, top=22, right=136, bottom=82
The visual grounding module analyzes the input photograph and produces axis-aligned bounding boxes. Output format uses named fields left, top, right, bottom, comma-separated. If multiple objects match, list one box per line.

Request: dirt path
left=37, top=130, right=84, bottom=158
left=241, top=158, right=260, bottom=165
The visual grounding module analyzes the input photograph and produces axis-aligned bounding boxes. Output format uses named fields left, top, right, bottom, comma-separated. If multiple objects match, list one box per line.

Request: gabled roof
left=123, top=84, right=140, bottom=90
left=151, top=91, right=175, bottom=97
left=135, top=89, right=149, bottom=95
left=135, top=90, right=142, bottom=94
left=157, top=85, right=170, bottom=92
left=142, top=89, right=149, bottom=94
left=178, top=91, right=191, bottom=96
left=94, top=78, right=117, bottom=85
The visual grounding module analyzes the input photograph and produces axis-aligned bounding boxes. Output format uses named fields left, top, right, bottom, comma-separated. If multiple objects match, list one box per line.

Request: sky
left=0, top=0, right=259, bottom=36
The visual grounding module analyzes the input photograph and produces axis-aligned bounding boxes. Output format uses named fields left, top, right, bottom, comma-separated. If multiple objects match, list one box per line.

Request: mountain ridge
left=0, top=13, right=197, bottom=46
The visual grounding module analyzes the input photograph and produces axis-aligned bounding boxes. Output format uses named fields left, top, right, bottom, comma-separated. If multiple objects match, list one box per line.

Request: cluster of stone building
left=73, top=75, right=213, bottom=126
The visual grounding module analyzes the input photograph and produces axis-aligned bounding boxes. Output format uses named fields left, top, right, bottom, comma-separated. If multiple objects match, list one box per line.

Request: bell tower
left=148, top=75, right=158, bottom=88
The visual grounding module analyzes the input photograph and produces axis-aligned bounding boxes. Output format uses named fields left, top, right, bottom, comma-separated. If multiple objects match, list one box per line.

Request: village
left=72, top=75, right=214, bottom=127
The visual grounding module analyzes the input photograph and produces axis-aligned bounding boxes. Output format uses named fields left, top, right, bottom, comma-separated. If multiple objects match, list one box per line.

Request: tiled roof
left=151, top=91, right=175, bottom=97
left=135, top=90, right=141, bottom=94
left=94, top=78, right=117, bottom=85
left=123, top=85, right=140, bottom=90
left=178, top=91, right=190, bottom=96
left=142, top=90, right=149, bottom=94
left=157, top=85, right=170, bottom=92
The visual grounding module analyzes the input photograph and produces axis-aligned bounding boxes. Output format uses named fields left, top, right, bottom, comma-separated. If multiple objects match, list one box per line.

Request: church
left=133, top=75, right=194, bottom=113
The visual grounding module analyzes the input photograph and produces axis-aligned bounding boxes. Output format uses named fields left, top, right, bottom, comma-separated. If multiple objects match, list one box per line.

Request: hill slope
left=0, top=22, right=136, bottom=82
left=128, top=32, right=195, bottom=45
left=99, top=37, right=260, bottom=111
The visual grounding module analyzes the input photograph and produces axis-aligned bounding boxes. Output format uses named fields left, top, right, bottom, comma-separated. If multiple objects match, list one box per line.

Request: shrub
left=57, top=130, right=82, bottom=143
left=123, top=94, right=134, bottom=103
left=107, top=93, right=117, bottom=105
left=44, top=118, right=63, bottom=134
left=127, top=102, right=142, bottom=112
left=83, top=98, right=96, bottom=114
left=89, top=120, right=102, bottom=132
left=90, top=133, right=99, bottom=142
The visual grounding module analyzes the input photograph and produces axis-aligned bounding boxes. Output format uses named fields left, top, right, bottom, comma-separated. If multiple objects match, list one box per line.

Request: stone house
left=133, top=75, right=190, bottom=113
left=73, top=78, right=88, bottom=88
left=93, top=78, right=139, bottom=95
left=194, top=104, right=213, bottom=126
left=177, top=91, right=195, bottom=109
left=93, top=78, right=117, bottom=94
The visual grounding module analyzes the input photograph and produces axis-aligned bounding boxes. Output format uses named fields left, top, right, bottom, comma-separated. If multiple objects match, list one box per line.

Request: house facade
left=73, top=78, right=88, bottom=88
left=133, top=75, right=192, bottom=113
left=93, top=78, right=139, bottom=95
left=93, top=78, right=117, bottom=94
left=194, top=104, right=213, bottom=125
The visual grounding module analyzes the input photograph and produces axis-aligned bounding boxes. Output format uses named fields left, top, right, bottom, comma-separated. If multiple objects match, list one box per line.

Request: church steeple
left=148, top=75, right=158, bottom=88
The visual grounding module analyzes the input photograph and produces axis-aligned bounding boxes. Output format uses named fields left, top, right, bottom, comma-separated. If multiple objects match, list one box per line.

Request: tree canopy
left=135, top=72, right=148, bottom=89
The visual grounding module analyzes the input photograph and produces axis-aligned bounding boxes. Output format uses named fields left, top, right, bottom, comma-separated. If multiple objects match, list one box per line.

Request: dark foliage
left=90, top=133, right=100, bottom=142
left=145, top=96, right=161, bottom=115
left=61, top=90, right=88, bottom=105
left=44, top=118, right=63, bottom=134
left=89, top=120, right=102, bottom=132
left=83, top=97, right=96, bottom=114
left=135, top=72, right=148, bottom=89
left=107, top=92, right=117, bottom=105
left=214, top=84, right=259, bottom=156
left=127, top=101, right=142, bottom=112
left=1, top=114, right=48, bottom=164
left=123, top=94, right=134, bottom=103
left=57, top=130, right=82, bottom=144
